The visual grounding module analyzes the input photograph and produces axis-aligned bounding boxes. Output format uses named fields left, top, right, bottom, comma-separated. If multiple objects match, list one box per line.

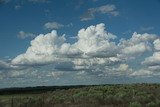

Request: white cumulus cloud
left=11, top=23, right=159, bottom=78
left=75, top=23, right=117, bottom=57
left=12, top=30, right=67, bottom=65
left=118, top=32, right=157, bottom=59
left=12, top=23, right=119, bottom=66
left=153, top=39, right=160, bottom=51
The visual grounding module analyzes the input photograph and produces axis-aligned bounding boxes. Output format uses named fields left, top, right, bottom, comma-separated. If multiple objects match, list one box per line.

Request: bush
left=129, top=101, right=142, bottom=107
left=115, top=91, right=127, bottom=98
left=146, top=101, right=156, bottom=107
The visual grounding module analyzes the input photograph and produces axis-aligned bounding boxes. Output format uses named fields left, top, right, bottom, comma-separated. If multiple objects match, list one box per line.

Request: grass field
left=0, top=84, right=160, bottom=107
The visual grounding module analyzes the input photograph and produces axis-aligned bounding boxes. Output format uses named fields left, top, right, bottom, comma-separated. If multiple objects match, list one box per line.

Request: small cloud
left=15, top=5, right=21, bottom=10
left=81, top=4, right=119, bottom=21
left=66, top=23, right=73, bottom=27
left=44, top=22, right=73, bottom=30
left=17, top=31, right=36, bottom=39
left=123, top=30, right=132, bottom=35
left=118, top=64, right=129, bottom=72
left=80, top=9, right=95, bottom=21
left=44, top=9, right=51, bottom=17
left=44, top=22, right=64, bottom=30
left=14, top=0, right=25, bottom=10
left=69, top=36, right=77, bottom=39
left=4, top=56, right=10, bottom=59
left=140, top=26, right=154, bottom=32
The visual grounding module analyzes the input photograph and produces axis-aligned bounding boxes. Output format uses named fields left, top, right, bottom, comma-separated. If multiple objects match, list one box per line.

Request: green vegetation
left=0, top=84, right=160, bottom=107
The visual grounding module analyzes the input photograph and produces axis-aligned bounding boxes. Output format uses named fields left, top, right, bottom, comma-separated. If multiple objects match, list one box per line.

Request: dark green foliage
left=0, top=84, right=160, bottom=107
left=129, top=101, right=142, bottom=107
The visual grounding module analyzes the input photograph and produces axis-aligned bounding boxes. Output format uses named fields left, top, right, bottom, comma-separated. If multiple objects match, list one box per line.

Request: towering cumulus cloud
left=75, top=23, right=117, bottom=57
left=12, top=23, right=118, bottom=66
left=12, top=30, right=67, bottom=65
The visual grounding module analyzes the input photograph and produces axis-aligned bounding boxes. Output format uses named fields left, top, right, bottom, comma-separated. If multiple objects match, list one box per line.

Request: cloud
left=118, top=32, right=157, bottom=59
left=44, top=22, right=73, bottom=30
left=0, top=60, right=11, bottom=70
left=148, top=65, right=160, bottom=71
left=44, top=22, right=64, bottom=30
left=15, top=5, right=22, bottom=10
left=75, top=23, right=117, bottom=57
left=17, top=31, right=36, bottom=39
left=153, top=39, right=160, bottom=51
left=2, top=23, right=160, bottom=88
left=120, top=42, right=151, bottom=56
left=81, top=4, right=119, bottom=21
left=140, top=26, right=154, bottom=32
left=142, top=39, right=160, bottom=67
left=130, top=69, right=152, bottom=77
left=73, top=57, right=121, bottom=72
left=0, top=60, right=24, bottom=71
left=119, top=32, right=157, bottom=46
left=12, top=23, right=119, bottom=67
left=54, top=61, right=75, bottom=71
left=11, top=23, right=159, bottom=80
left=118, top=64, right=129, bottom=72
left=142, top=52, right=160, bottom=66
left=12, top=30, right=67, bottom=66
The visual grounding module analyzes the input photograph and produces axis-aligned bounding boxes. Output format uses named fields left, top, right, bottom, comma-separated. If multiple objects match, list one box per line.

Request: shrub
left=129, top=101, right=142, bottom=107
left=146, top=101, right=156, bottom=107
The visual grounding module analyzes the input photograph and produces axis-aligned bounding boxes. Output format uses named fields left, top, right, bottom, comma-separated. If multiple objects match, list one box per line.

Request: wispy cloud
left=81, top=4, right=119, bottom=21
left=14, top=5, right=22, bottom=10
left=140, top=26, right=154, bottom=32
left=17, top=31, right=36, bottom=39
left=44, top=22, right=64, bottom=30
left=44, top=22, right=73, bottom=30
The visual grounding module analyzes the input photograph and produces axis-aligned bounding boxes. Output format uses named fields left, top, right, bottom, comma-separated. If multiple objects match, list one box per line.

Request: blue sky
left=0, top=0, right=160, bottom=88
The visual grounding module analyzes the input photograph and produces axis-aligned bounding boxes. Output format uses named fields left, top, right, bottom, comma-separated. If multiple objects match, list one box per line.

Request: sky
left=0, top=0, right=160, bottom=88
